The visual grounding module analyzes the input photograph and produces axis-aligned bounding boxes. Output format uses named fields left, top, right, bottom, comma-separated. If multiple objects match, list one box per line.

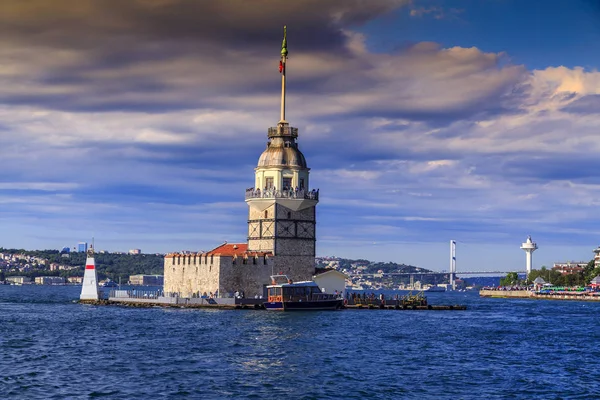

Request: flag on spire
left=279, top=26, right=287, bottom=74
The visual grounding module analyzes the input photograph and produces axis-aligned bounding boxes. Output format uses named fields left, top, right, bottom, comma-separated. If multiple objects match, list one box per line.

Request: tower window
left=265, top=177, right=274, bottom=189
left=287, top=212, right=291, bottom=219
left=299, top=178, right=305, bottom=189
left=283, top=177, right=292, bottom=189
left=265, top=210, right=268, bottom=218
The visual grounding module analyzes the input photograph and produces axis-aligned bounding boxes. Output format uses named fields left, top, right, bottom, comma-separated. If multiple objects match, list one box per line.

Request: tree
left=500, top=272, right=519, bottom=286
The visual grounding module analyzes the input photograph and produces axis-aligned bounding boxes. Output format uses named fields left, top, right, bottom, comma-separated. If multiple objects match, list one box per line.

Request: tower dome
left=257, top=145, right=307, bottom=168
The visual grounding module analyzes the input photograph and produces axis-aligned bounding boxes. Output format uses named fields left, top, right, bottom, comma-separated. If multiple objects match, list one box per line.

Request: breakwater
left=480, top=289, right=600, bottom=301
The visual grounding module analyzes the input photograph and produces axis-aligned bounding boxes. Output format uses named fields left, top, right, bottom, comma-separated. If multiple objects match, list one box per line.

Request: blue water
left=1, top=286, right=598, bottom=399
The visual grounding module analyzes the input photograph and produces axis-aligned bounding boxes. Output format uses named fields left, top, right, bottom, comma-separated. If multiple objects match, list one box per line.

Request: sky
left=2, top=0, right=600, bottom=273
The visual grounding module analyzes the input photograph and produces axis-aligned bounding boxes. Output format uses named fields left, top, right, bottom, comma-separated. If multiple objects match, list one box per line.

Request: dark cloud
left=0, top=1, right=411, bottom=113
left=0, top=0, right=406, bottom=52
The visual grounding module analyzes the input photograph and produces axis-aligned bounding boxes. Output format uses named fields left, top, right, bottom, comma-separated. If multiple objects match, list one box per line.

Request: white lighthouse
left=80, top=245, right=99, bottom=301
left=520, top=235, right=538, bottom=275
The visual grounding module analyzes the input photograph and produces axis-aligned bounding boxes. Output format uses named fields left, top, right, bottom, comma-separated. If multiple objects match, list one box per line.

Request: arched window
left=287, top=211, right=291, bottom=219
left=264, top=210, right=268, bottom=218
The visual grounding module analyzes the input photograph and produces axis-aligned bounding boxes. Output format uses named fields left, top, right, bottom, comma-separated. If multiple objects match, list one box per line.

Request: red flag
left=279, top=61, right=283, bottom=73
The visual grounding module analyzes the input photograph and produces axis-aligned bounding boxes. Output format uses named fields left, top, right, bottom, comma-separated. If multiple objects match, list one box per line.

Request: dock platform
left=80, top=296, right=466, bottom=311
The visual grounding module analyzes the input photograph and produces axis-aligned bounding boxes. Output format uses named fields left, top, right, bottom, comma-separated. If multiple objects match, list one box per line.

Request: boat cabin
left=267, top=275, right=337, bottom=303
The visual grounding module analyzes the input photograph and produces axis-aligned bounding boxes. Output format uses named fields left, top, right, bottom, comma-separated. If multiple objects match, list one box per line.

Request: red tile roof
left=165, top=243, right=271, bottom=258
left=206, top=243, right=248, bottom=256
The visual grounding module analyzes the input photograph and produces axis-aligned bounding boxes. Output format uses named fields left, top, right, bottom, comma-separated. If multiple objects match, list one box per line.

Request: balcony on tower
left=268, top=124, right=298, bottom=139
left=246, top=187, right=318, bottom=201
left=245, top=187, right=318, bottom=212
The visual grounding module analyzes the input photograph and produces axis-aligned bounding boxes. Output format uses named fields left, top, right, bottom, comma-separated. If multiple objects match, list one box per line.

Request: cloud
left=2, top=0, right=600, bottom=267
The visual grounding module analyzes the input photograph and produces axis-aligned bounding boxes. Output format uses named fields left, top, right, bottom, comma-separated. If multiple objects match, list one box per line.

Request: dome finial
left=281, top=25, right=288, bottom=57
left=279, top=25, right=288, bottom=123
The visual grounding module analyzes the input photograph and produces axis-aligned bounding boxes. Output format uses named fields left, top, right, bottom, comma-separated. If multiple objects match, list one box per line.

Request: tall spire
left=279, top=25, right=288, bottom=123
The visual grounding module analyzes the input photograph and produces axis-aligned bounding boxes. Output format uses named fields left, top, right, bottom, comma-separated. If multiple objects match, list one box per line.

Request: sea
left=1, top=285, right=598, bottom=399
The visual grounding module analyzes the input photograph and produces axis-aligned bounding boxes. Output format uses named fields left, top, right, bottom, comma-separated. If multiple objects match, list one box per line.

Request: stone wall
left=164, top=253, right=273, bottom=298
left=271, top=255, right=315, bottom=283
left=164, top=254, right=221, bottom=297
left=275, top=238, right=315, bottom=256
left=220, top=258, right=274, bottom=298
left=275, top=203, right=314, bottom=220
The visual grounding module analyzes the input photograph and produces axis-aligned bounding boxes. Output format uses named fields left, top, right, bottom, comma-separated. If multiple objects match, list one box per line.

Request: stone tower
left=245, top=26, right=318, bottom=281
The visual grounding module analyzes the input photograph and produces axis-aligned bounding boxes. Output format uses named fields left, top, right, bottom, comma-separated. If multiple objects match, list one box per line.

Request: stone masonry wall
left=164, top=254, right=220, bottom=297
left=164, top=254, right=273, bottom=298
left=271, top=255, right=315, bottom=283
left=219, top=257, right=274, bottom=298
left=275, top=203, right=315, bottom=220
left=275, top=238, right=315, bottom=256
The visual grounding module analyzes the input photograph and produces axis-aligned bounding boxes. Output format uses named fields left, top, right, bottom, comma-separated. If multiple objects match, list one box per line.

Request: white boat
left=425, top=285, right=446, bottom=292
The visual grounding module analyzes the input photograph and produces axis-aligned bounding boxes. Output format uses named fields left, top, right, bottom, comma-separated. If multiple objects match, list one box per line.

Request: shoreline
left=480, top=289, right=600, bottom=301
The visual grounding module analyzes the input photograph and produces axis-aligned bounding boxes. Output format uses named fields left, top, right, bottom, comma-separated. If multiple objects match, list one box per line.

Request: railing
left=245, top=188, right=319, bottom=201
left=268, top=126, right=298, bottom=138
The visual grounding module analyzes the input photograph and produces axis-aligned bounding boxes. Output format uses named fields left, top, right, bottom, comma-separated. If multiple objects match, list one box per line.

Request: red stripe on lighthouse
left=85, top=265, right=95, bottom=269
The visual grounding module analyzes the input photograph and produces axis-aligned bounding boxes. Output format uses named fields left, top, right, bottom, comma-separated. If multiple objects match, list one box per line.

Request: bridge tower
left=520, top=235, right=538, bottom=276
left=449, top=240, right=456, bottom=291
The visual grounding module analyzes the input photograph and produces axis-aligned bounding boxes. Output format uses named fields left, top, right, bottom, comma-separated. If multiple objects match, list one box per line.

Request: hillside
left=0, top=248, right=163, bottom=282
left=316, top=256, right=450, bottom=289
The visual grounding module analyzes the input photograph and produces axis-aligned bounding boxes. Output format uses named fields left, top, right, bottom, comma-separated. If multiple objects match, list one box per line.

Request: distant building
left=129, top=274, right=164, bottom=286
left=35, top=276, right=66, bottom=285
left=67, top=276, right=83, bottom=284
left=552, top=262, right=587, bottom=275
left=77, top=242, right=88, bottom=253
left=128, top=249, right=141, bottom=255
left=60, top=246, right=70, bottom=254
left=6, top=276, right=31, bottom=284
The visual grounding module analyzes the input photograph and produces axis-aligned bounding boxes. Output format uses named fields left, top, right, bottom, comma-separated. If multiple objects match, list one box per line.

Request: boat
left=425, top=285, right=446, bottom=292
left=101, top=279, right=118, bottom=288
left=264, top=275, right=344, bottom=311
